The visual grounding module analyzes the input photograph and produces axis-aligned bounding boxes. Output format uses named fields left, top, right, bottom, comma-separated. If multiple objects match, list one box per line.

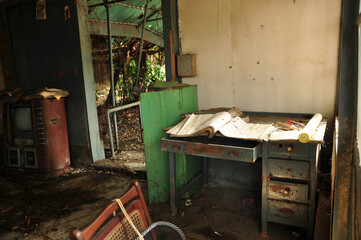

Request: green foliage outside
left=115, top=56, right=165, bottom=104
left=93, top=36, right=165, bottom=106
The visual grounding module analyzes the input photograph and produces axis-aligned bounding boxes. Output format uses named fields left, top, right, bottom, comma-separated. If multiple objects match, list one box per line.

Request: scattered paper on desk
left=167, top=112, right=232, bottom=137
left=218, top=117, right=276, bottom=141
left=165, top=110, right=327, bottom=143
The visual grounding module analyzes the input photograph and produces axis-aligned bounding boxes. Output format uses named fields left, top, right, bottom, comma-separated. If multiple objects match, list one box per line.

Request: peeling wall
left=178, top=0, right=342, bottom=120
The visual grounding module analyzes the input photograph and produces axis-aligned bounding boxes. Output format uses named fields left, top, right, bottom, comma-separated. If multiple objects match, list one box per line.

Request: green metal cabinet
left=262, top=141, right=321, bottom=239
left=140, top=85, right=201, bottom=204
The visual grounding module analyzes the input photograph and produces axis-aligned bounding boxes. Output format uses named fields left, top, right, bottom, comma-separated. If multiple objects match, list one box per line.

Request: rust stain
left=227, top=151, right=239, bottom=157
left=185, top=143, right=203, bottom=154
left=203, top=145, right=224, bottom=155
left=58, top=71, right=65, bottom=77
left=270, top=185, right=285, bottom=192
left=286, top=168, right=293, bottom=172
left=280, top=208, right=293, bottom=214
left=171, top=144, right=181, bottom=151
left=275, top=163, right=284, bottom=170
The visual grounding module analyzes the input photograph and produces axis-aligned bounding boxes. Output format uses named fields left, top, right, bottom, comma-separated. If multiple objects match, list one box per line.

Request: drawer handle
left=286, top=146, right=293, bottom=152
left=283, top=187, right=291, bottom=195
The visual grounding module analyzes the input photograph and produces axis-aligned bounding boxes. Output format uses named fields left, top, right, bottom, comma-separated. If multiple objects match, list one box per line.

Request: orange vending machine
left=4, top=90, right=70, bottom=179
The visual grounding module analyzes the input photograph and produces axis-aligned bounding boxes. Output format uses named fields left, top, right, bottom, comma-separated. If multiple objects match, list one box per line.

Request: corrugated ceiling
left=87, top=0, right=163, bottom=36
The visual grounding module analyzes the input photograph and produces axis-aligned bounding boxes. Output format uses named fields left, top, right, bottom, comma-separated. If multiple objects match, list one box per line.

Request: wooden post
left=332, top=0, right=359, bottom=238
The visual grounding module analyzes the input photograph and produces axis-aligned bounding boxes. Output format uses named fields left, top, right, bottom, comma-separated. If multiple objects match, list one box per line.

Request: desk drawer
left=269, top=159, right=309, bottom=181
left=161, top=137, right=262, bottom=163
left=268, top=200, right=307, bottom=223
left=268, top=181, right=308, bottom=203
left=268, top=142, right=310, bottom=159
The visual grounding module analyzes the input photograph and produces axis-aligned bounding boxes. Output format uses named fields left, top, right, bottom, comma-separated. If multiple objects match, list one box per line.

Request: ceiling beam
left=88, top=19, right=163, bottom=47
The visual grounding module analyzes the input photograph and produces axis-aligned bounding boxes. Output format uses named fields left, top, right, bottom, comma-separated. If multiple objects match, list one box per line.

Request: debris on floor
left=0, top=169, right=134, bottom=240
left=0, top=169, right=328, bottom=240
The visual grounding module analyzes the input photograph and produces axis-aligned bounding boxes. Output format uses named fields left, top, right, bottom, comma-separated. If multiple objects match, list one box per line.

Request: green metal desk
left=161, top=114, right=326, bottom=240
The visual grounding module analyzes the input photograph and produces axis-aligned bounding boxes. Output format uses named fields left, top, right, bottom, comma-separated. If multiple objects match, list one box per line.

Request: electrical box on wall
left=177, top=54, right=196, bottom=77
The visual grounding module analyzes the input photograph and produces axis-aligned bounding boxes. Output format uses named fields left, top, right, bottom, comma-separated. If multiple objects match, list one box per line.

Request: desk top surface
left=244, top=115, right=327, bottom=143
left=167, top=113, right=327, bottom=143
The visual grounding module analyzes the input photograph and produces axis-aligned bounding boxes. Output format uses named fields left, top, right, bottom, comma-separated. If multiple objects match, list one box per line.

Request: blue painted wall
left=4, top=0, right=93, bottom=163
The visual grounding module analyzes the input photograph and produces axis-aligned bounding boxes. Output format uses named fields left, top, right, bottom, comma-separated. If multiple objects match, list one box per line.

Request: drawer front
left=268, top=181, right=308, bottom=203
left=269, top=159, right=309, bottom=181
left=268, top=200, right=308, bottom=223
left=268, top=142, right=310, bottom=159
left=161, top=138, right=262, bottom=163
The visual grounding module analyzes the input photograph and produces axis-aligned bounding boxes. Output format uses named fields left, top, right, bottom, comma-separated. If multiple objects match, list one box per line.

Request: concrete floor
left=0, top=168, right=329, bottom=240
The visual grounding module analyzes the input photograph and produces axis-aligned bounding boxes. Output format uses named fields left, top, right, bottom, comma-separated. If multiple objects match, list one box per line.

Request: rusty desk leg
left=169, top=152, right=177, bottom=216
left=203, top=157, right=208, bottom=187
left=261, top=142, right=268, bottom=237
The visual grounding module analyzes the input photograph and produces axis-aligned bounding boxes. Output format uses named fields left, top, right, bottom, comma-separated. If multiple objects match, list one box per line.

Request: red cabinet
left=5, top=97, right=70, bottom=179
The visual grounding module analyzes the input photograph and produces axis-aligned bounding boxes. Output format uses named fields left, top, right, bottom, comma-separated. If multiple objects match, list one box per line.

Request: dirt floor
left=0, top=169, right=139, bottom=240
left=96, top=105, right=146, bottom=172
left=0, top=99, right=331, bottom=240
left=0, top=167, right=330, bottom=240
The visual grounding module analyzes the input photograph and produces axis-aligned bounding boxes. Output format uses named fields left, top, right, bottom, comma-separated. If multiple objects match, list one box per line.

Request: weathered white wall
left=179, top=0, right=341, bottom=119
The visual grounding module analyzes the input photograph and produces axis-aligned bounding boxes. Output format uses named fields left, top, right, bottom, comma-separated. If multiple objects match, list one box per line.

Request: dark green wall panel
left=4, top=0, right=92, bottom=163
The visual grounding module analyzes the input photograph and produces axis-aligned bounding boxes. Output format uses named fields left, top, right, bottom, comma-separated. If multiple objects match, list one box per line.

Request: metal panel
left=207, top=157, right=262, bottom=190
left=268, top=200, right=308, bottom=223
left=268, top=180, right=308, bottom=204
left=8, top=147, right=19, bottom=167
left=141, top=86, right=200, bottom=203
left=35, top=98, right=70, bottom=171
left=269, top=158, right=309, bottom=181
left=177, top=54, right=196, bottom=77
left=24, top=148, right=37, bottom=169
left=268, top=141, right=310, bottom=160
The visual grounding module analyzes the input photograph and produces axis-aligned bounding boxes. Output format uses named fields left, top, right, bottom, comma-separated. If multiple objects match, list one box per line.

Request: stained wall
left=179, top=0, right=342, bottom=120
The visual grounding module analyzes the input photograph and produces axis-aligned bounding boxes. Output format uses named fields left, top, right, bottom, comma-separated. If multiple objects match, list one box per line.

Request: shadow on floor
left=0, top=169, right=328, bottom=240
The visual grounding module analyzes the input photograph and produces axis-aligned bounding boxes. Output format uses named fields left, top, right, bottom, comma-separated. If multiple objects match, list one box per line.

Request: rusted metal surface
left=263, top=142, right=320, bottom=239
left=268, top=180, right=308, bottom=204
left=161, top=137, right=261, bottom=163
left=161, top=0, right=181, bottom=83
left=332, top=0, right=358, bottom=238
left=107, top=101, right=141, bottom=157
left=268, top=141, right=310, bottom=160
left=268, top=200, right=308, bottom=224
left=269, top=159, right=310, bottom=181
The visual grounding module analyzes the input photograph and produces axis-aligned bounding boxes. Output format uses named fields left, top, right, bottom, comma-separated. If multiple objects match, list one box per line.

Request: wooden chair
left=69, top=181, right=153, bottom=240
